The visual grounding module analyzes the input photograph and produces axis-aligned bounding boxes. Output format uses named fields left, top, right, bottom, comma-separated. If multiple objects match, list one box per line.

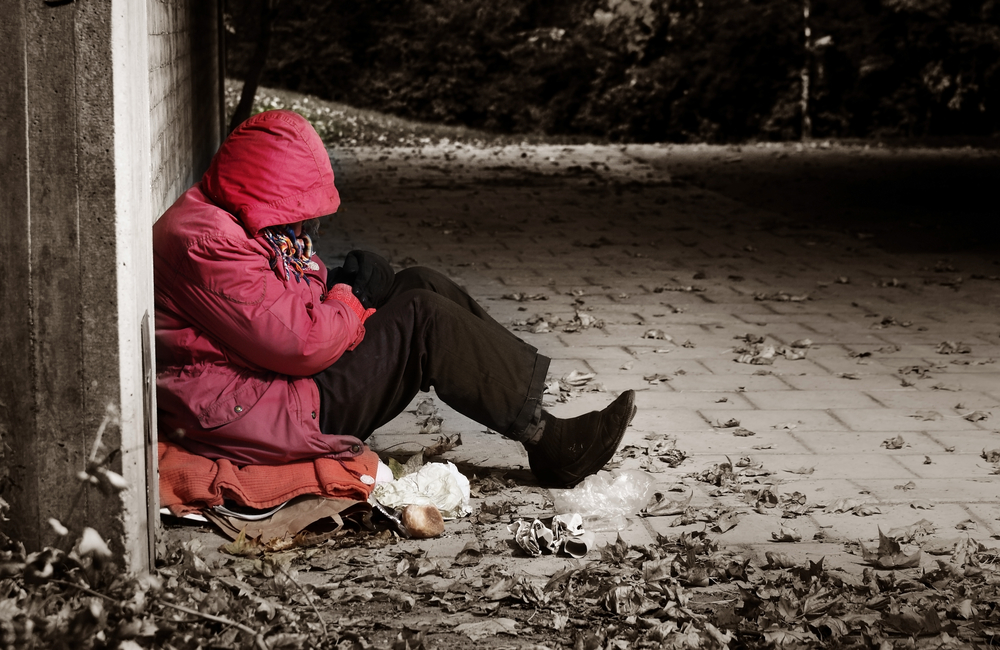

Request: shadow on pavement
left=661, top=148, right=999, bottom=254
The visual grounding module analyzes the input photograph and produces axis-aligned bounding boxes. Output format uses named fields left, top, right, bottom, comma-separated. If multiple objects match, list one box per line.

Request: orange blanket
left=159, top=441, right=380, bottom=516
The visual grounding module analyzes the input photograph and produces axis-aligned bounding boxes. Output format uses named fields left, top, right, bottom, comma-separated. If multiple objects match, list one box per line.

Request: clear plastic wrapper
left=550, top=469, right=656, bottom=531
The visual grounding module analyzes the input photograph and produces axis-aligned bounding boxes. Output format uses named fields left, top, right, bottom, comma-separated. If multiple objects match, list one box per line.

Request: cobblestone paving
left=312, top=142, right=1000, bottom=574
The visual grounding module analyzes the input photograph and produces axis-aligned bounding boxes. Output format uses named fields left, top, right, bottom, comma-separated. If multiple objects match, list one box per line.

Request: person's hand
left=328, top=250, right=395, bottom=309
left=327, top=284, right=376, bottom=323
left=327, top=283, right=376, bottom=350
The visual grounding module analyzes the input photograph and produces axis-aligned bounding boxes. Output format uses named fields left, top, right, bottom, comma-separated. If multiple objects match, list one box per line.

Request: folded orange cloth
left=159, top=441, right=380, bottom=516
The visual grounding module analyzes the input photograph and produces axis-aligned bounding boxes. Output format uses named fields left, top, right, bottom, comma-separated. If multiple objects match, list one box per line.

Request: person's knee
left=394, top=266, right=443, bottom=291
left=391, top=289, right=460, bottom=329
left=400, top=287, right=447, bottom=310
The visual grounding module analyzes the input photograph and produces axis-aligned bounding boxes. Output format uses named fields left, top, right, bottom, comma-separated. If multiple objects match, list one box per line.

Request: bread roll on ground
left=402, top=504, right=445, bottom=538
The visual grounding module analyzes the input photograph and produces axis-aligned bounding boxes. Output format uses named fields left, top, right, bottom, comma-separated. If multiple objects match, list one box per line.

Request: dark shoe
left=526, top=390, right=636, bottom=488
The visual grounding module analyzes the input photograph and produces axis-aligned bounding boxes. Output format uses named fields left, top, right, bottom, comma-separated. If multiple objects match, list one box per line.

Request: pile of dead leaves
left=7, top=488, right=1000, bottom=649
left=510, top=310, right=604, bottom=334
left=543, top=370, right=606, bottom=404
left=733, top=334, right=811, bottom=365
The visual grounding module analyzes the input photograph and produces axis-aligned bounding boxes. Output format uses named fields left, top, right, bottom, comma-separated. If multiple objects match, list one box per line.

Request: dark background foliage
left=226, top=0, right=1000, bottom=142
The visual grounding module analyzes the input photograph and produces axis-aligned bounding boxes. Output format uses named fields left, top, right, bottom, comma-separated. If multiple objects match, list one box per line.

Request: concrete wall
left=0, top=0, right=222, bottom=571
left=149, top=0, right=224, bottom=217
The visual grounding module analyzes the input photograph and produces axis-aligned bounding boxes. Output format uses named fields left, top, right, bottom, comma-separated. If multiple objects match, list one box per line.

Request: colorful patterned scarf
left=261, top=225, right=319, bottom=285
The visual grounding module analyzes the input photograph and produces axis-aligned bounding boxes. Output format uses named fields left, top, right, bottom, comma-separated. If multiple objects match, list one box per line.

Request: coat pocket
left=198, top=372, right=273, bottom=429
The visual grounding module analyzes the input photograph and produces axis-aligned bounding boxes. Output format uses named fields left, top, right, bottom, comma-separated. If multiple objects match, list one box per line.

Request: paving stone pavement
left=315, top=142, right=1000, bottom=574
left=170, top=143, right=1000, bottom=579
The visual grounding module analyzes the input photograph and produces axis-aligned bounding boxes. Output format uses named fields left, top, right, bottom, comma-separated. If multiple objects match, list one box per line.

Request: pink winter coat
left=153, top=110, right=367, bottom=465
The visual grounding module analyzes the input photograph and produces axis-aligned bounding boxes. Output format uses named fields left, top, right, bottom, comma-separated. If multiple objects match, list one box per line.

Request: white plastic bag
left=550, top=469, right=656, bottom=531
left=372, top=461, right=471, bottom=518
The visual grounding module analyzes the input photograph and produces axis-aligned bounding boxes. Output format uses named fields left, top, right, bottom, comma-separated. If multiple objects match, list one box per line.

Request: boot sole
left=535, top=390, right=636, bottom=488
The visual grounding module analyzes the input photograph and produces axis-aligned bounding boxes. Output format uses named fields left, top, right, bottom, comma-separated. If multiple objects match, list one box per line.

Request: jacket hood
left=201, top=110, right=340, bottom=236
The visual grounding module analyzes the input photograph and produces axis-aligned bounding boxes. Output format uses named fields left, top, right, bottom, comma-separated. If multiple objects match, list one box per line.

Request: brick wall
left=148, top=0, right=223, bottom=218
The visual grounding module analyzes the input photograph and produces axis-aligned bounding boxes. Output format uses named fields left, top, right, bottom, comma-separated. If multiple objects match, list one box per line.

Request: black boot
left=523, top=390, right=636, bottom=488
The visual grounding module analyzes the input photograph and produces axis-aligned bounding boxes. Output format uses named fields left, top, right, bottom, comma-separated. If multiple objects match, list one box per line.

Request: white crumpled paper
left=509, top=513, right=595, bottom=558
left=372, top=461, right=471, bottom=519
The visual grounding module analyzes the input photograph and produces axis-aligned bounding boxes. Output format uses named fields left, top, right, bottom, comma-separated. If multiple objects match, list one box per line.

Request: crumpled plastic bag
left=551, top=470, right=656, bottom=531
left=371, top=461, right=471, bottom=519
left=509, top=513, right=595, bottom=558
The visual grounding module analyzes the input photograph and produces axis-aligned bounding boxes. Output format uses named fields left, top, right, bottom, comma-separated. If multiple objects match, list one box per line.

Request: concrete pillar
left=0, top=0, right=156, bottom=571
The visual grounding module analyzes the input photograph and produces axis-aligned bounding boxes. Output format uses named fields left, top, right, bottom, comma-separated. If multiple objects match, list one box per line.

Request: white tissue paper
left=372, top=461, right=471, bottom=519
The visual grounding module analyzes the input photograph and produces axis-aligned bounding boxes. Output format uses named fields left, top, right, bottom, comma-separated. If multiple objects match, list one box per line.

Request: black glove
left=328, top=250, right=395, bottom=309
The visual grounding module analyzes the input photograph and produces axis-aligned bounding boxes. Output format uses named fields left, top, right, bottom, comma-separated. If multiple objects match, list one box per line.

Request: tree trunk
left=228, top=0, right=275, bottom=133
left=800, top=0, right=812, bottom=140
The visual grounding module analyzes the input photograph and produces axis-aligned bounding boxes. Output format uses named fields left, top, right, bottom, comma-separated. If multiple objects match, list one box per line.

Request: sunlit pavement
left=322, top=142, right=1000, bottom=573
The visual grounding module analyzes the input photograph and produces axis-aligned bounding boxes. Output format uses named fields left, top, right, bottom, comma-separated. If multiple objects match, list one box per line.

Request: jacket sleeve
left=164, top=233, right=364, bottom=376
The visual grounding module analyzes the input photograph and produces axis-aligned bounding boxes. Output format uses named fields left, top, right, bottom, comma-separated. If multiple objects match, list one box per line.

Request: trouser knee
left=393, top=266, right=450, bottom=292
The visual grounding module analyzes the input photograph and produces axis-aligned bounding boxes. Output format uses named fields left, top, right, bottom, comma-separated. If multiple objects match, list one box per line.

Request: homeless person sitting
left=153, top=109, right=636, bottom=496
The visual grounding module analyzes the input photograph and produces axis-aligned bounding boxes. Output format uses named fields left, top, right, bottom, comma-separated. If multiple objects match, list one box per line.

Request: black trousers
left=313, top=267, right=550, bottom=442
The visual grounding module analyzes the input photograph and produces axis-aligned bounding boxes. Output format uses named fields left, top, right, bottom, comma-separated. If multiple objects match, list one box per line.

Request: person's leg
left=314, top=287, right=549, bottom=441
left=315, top=267, right=637, bottom=488
left=377, top=267, right=498, bottom=323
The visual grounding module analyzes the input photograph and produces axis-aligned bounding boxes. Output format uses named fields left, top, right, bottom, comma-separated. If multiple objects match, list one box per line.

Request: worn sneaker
left=526, top=390, right=636, bottom=488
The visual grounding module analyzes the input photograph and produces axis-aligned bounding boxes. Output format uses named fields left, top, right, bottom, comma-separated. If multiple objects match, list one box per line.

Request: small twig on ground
left=52, top=579, right=116, bottom=602
left=275, top=563, right=329, bottom=640
left=159, top=600, right=269, bottom=650
left=55, top=580, right=267, bottom=649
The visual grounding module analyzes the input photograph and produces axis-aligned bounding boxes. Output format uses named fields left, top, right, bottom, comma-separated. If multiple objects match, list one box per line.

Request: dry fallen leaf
left=860, top=528, right=922, bottom=569
left=642, top=490, right=693, bottom=517
left=778, top=346, right=807, bottom=360
left=887, top=518, right=935, bottom=541
left=937, top=341, right=971, bottom=354
left=418, top=415, right=443, bottom=434
left=881, top=435, right=906, bottom=450
left=453, top=540, right=483, bottom=566
left=882, top=606, right=942, bottom=636
left=949, top=599, right=975, bottom=620
left=453, top=618, right=518, bottom=642
left=854, top=503, right=883, bottom=516
left=563, top=370, right=596, bottom=386
left=423, top=433, right=462, bottom=457
left=826, top=497, right=881, bottom=516
left=413, top=398, right=437, bottom=416
left=764, top=551, right=798, bottom=568
left=736, top=345, right=777, bottom=365
left=502, top=292, right=547, bottom=302
left=753, top=291, right=809, bottom=302
left=771, top=525, right=802, bottom=542
left=219, top=528, right=258, bottom=557
left=712, top=511, right=743, bottom=533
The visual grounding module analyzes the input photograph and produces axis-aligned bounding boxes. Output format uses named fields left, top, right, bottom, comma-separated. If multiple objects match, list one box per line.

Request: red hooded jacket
left=153, top=110, right=367, bottom=465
